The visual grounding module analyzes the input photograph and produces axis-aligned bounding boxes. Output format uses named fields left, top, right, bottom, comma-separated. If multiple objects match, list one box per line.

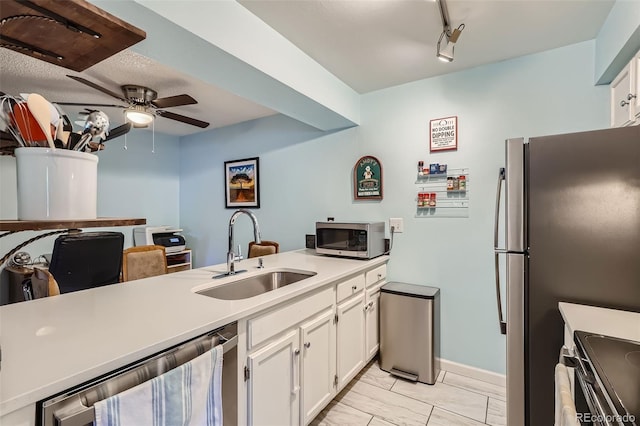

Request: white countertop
left=559, top=302, right=640, bottom=343
left=0, top=249, right=388, bottom=416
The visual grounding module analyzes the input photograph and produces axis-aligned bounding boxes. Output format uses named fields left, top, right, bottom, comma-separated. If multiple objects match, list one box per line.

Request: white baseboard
left=438, top=358, right=506, bottom=387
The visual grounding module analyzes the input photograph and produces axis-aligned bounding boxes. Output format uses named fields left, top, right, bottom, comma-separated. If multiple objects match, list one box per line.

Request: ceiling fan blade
left=54, top=102, right=125, bottom=108
left=156, top=110, right=209, bottom=128
left=67, top=75, right=128, bottom=102
left=103, top=122, right=132, bottom=142
left=151, top=94, right=197, bottom=109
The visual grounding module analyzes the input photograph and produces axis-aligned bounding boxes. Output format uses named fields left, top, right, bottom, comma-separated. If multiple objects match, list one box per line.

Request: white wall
left=179, top=40, right=608, bottom=374
left=0, top=132, right=181, bottom=303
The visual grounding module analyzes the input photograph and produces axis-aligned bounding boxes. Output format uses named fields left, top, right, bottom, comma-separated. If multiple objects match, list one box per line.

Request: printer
left=133, top=226, right=186, bottom=253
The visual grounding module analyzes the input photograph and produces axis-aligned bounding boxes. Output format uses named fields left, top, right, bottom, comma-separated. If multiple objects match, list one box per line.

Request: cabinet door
left=611, top=61, right=635, bottom=127
left=336, top=293, right=365, bottom=390
left=365, top=288, right=381, bottom=361
left=248, top=330, right=300, bottom=426
left=300, top=309, right=336, bottom=425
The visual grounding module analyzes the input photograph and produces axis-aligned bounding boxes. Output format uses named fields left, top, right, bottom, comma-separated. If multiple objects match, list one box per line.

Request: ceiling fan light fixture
left=124, top=106, right=154, bottom=126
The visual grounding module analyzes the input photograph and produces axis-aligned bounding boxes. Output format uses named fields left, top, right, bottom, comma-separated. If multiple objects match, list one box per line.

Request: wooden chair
left=28, top=267, right=60, bottom=299
left=122, top=245, right=168, bottom=282
left=248, top=240, right=280, bottom=258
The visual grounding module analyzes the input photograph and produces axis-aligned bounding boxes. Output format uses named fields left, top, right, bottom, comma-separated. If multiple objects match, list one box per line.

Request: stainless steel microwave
left=315, top=221, right=385, bottom=259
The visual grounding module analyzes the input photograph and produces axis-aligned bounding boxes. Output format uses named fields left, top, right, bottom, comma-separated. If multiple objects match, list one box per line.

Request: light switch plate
left=389, top=217, right=404, bottom=233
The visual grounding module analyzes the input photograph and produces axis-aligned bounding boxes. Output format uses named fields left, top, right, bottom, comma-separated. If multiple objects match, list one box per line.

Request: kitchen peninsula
left=0, top=249, right=388, bottom=425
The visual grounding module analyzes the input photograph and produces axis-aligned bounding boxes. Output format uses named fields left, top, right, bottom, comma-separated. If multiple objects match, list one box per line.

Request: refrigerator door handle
left=494, top=167, right=506, bottom=251
left=494, top=252, right=507, bottom=335
left=494, top=167, right=507, bottom=334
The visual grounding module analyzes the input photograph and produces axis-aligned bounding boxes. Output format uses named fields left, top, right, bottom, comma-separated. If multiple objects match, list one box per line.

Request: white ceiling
left=0, top=48, right=277, bottom=136
left=0, top=0, right=615, bottom=137
left=239, top=0, right=615, bottom=94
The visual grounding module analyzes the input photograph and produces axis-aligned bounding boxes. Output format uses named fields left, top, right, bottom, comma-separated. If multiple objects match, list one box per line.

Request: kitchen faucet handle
left=236, top=244, right=243, bottom=261
left=258, top=258, right=264, bottom=269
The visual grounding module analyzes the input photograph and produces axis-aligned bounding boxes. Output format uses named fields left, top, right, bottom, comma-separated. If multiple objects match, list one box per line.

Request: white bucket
left=15, top=148, right=98, bottom=220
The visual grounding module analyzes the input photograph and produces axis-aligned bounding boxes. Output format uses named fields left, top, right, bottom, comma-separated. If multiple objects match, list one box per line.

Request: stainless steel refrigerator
left=494, top=125, right=640, bottom=426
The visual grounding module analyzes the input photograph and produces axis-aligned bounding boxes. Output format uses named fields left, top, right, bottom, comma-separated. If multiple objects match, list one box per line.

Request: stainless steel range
left=572, top=331, right=639, bottom=426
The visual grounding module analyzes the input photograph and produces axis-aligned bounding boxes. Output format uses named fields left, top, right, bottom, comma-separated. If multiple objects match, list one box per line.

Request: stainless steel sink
left=197, top=270, right=317, bottom=300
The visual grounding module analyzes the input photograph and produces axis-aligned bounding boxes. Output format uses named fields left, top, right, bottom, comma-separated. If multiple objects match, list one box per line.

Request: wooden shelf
left=0, top=0, right=146, bottom=72
left=167, top=249, right=192, bottom=274
left=0, top=218, right=146, bottom=232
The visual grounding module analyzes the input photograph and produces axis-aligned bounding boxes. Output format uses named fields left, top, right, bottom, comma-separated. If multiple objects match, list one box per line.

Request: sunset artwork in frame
left=224, top=157, right=260, bottom=208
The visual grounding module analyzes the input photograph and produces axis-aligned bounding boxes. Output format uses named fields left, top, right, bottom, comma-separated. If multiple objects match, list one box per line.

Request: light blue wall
left=179, top=40, right=608, bottom=374
left=0, top=132, right=181, bottom=303
left=594, top=0, right=640, bottom=84
left=359, top=40, right=608, bottom=374
left=179, top=114, right=358, bottom=267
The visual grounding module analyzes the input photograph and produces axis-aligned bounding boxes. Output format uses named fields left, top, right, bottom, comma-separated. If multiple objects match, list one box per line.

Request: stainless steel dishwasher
left=39, top=322, right=238, bottom=426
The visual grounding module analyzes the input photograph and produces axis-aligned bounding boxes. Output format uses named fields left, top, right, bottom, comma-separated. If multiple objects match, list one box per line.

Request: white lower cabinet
left=301, top=309, right=336, bottom=424
left=336, top=292, right=365, bottom=390
left=248, top=329, right=301, bottom=426
left=365, top=286, right=381, bottom=361
left=245, top=263, right=387, bottom=425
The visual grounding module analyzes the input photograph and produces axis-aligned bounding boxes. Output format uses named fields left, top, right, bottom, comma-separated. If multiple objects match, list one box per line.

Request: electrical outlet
left=389, top=217, right=404, bottom=233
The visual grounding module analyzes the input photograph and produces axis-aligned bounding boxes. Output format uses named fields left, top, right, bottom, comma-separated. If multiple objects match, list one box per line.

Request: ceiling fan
left=56, top=75, right=210, bottom=129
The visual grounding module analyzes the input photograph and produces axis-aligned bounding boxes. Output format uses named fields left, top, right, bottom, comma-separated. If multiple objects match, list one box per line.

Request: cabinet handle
left=352, top=285, right=358, bottom=291
left=377, top=273, right=382, bottom=279
left=368, top=301, right=374, bottom=308
left=621, top=93, right=637, bottom=107
left=364, top=305, right=369, bottom=312
left=292, top=348, right=300, bottom=394
left=304, top=341, right=311, bottom=349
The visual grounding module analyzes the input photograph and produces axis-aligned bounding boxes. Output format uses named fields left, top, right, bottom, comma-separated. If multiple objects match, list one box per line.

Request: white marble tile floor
left=311, top=359, right=507, bottom=426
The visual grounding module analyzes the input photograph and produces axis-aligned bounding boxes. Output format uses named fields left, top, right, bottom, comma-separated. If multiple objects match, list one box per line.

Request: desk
left=0, top=218, right=146, bottom=263
left=1, top=218, right=146, bottom=304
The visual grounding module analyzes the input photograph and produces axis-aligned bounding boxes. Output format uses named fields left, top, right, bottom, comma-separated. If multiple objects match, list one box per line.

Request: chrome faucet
left=227, top=209, right=261, bottom=275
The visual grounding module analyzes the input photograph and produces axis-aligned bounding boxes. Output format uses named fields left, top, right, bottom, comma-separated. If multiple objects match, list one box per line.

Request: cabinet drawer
left=365, top=264, right=387, bottom=287
left=248, top=286, right=334, bottom=350
left=336, top=274, right=365, bottom=303
left=367, top=280, right=385, bottom=297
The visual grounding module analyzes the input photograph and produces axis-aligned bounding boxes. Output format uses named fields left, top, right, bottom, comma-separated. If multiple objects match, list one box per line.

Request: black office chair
left=48, top=232, right=125, bottom=294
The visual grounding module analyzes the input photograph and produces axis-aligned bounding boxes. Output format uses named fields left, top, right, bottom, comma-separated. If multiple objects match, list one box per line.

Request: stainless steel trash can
left=379, top=282, right=440, bottom=384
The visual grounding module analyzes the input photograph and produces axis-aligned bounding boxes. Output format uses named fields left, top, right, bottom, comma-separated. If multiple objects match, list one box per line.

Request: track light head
left=436, top=23, right=465, bottom=63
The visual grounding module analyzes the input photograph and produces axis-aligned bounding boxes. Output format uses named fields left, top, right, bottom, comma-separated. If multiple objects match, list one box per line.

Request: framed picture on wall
left=353, top=155, right=383, bottom=200
left=224, top=157, right=260, bottom=208
left=430, top=116, right=458, bottom=152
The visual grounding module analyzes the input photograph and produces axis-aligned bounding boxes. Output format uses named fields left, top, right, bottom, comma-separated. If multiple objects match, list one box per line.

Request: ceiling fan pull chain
left=152, top=119, right=155, bottom=154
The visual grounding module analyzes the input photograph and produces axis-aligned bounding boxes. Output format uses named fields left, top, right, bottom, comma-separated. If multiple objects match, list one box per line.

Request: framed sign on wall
left=430, top=116, right=458, bottom=152
left=224, top=157, right=260, bottom=208
left=354, top=155, right=383, bottom=200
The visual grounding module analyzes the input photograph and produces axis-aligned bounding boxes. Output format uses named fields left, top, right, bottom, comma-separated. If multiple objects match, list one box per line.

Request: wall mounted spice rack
left=415, top=167, right=469, bottom=218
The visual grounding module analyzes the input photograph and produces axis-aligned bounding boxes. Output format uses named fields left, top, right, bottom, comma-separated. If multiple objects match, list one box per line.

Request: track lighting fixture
left=436, top=0, right=465, bottom=63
